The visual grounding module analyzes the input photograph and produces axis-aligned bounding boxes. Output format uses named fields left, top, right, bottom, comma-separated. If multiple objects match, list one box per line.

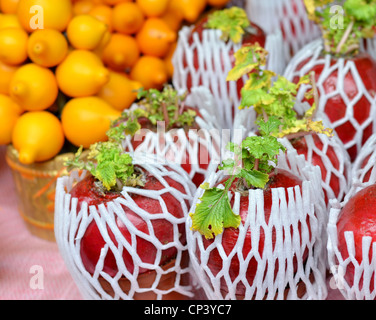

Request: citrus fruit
left=207, top=0, right=229, bottom=6
left=0, top=0, right=20, bottom=14
left=27, top=28, right=68, bottom=67
left=56, top=49, right=110, bottom=98
left=136, top=17, right=176, bottom=58
left=0, top=60, right=18, bottom=94
left=61, top=96, right=121, bottom=148
left=0, top=28, right=28, bottom=65
left=88, top=4, right=113, bottom=32
left=101, top=33, right=140, bottom=71
left=12, top=111, right=65, bottom=164
left=67, top=14, right=108, bottom=50
left=164, top=41, right=177, bottom=78
left=160, top=1, right=184, bottom=32
left=72, top=0, right=95, bottom=15
left=17, top=0, right=73, bottom=32
left=174, top=0, right=206, bottom=23
left=135, top=0, right=169, bottom=17
left=112, top=1, right=144, bottom=35
left=9, top=63, right=59, bottom=111
left=102, top=0, right=131, bottom=6
left=130, top=55, right=168, bottom=90
left=0, top=93, right=22, bottom=145
left=96, top=71, right=142, bottom=111
left=0, top=13, right=22, bottom=29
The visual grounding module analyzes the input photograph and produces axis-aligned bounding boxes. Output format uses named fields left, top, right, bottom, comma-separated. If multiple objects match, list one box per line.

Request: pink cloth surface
left=0, top=145, right=82, bottom=300
left=0, top=145, right=345, bottom=300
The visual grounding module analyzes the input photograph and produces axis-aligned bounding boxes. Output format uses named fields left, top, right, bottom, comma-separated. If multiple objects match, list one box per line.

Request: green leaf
left=344, top=0, right=376, bottom=22
left=94, top=162, right=117, bottom=191
left=206, top=7, right=250, bottom=43
left=240, top=87, right=275, bottom=109
left=241, top=135, right=283, bottom=161
left=227, top=45, right=268, bottom=81
left=305, top=0, right=376, bottom=56
left=257, top=116, right=282, bottom=136
left=238, top=169, right=269, bottom=189
left=190, top=186, right=241, bottom=239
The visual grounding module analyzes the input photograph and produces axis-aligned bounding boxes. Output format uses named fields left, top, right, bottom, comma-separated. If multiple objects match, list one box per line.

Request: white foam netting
left=121, top=87, right=222, bottom=186
left=283, top=39, right=376, bottom=161
left=352, top=133, right=376, bottom=184
left=172, top=25, right=285, bottom=130
left=279, top=133, right=352, bottom=207
left=327, top=174, right=376, bottom=300
left=54, top=153, right=197, bottom=300
left=245, top=0, right=321, bottom=64
left=186, top=149, right=328, bottom=300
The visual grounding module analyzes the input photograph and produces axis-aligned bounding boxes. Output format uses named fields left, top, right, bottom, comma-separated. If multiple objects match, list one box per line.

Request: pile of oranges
left=0, top=0, right=231, bottom=165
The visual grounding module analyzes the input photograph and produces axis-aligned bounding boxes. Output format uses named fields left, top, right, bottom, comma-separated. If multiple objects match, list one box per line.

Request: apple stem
left=320, top=26, right=331, bottom=53
left=344, top=43, right=360, bottom=55
left=161, top=102, right=170, bottom=128
left=262, top=108, right=268, bottom=122
left=177, top=100, right=184, bottom=121
left=310, top=71, right=319, bottom=119
left=254, top=158, right=260, bottom=171
left=335, top=19, right=355, bottom=55
left=284, top=131, right=314, bottom=141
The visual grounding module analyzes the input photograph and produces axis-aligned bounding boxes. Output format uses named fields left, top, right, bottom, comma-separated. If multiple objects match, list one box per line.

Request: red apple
left=290, top=134, right=348, bottom=204
left=69, top=168, right=189, bottom=278
left=291, top=52, right=376, bottom=162
left=197, top=168, right=311, bottom=297
left=175, top=13, right=267, bottom=128
left=125, top=107, right=217, bottom=187
left=185, top=15, right=266, bottom=94
left=336, top=184, right=376, bottom=295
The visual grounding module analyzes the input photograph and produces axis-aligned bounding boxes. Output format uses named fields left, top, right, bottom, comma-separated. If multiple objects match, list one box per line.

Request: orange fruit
left=27, top=28, right=69, bottom=67
left=160, top=1, right=184, bottom=32
left=112, top=2, right=145, bottom=35
left=102, top=0, right=131, bottom=5
left=9, top=63, right=59, bottom=111
left=0, top=60, right=18, bottom=94
left=61, top=96, right=121, bottom=148
left=67, top=14, right=109, bottom=50
left=0, top=28, right=28, bottom=65
left=97, top=71, right=142, bottom=111
left=130, top=55, right=168, bottom=90
left=135, top=17, right=176, bottom=58
left=101, top=33, right=140, bottom=72
left=164, top=41, right=177, bottom=78
left=174, top=0, right=206, bottom=23
left=12, top=111, right=65, bottom=164
left=17, top=0, right=73, bottom=32
left=207, top=0, right=229, bottom=6
left=0, top=0, right=20, bottom=14
left=0, top=93, right=23, bottom=145
left=135, top=0, right=169, bottom=17
left=0, top=13, right=23, bottom=29
left=88, top=4, right=113, bottom=32
left=56, top=49, right=110, bottom=98
left=72, top=0, right=95, bottom=15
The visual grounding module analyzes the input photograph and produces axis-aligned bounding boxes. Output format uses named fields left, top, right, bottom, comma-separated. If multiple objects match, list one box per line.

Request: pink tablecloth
left=0, top=145, right=345, bottom=300
left=0, top=145, right=82, bottom=300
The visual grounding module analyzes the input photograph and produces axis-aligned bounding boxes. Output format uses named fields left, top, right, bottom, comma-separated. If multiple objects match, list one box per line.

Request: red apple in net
left=336, top=184, right=376, bottom=296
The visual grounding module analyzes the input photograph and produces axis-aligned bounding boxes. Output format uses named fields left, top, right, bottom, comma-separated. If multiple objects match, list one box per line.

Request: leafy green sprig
left=190, top=117, right=286, bottom=240
left=65, top=124, right=145, bottom=192
left=227, top=44, right=333, bottom=139
left=112, top=85, right=197, bottom=135
left=205, top=6, right=251, bottom=43
left=304, top=0, right=376, bottom=57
